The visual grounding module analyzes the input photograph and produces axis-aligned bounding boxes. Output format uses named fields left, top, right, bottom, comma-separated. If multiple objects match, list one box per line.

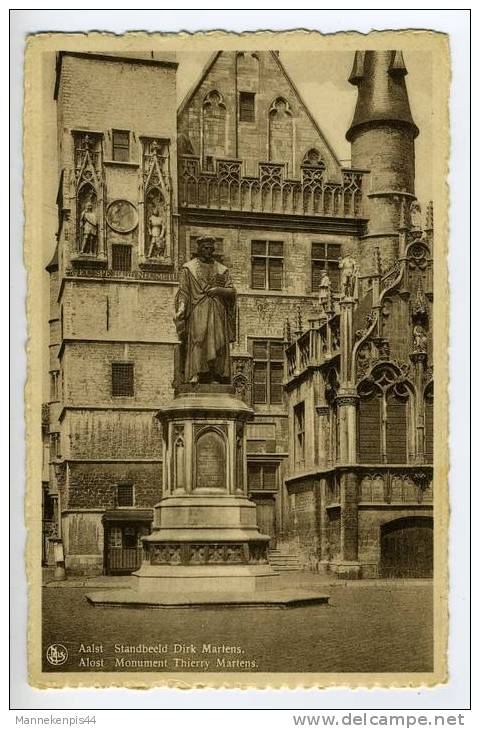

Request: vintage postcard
left=23, top=28, right=450, bottom=689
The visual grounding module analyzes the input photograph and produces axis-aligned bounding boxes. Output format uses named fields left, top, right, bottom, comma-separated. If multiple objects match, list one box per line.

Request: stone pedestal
left=133, top=386, right=277, bottom=595
left=87, top=386, right=330, bottom=608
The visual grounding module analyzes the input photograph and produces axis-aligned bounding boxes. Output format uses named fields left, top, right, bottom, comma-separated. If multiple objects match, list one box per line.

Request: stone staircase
left=268, top=547, right=303, bottom=573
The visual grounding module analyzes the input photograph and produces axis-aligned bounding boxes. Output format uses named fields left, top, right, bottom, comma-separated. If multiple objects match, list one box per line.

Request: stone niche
left=194, top=426, right=227, bottom=491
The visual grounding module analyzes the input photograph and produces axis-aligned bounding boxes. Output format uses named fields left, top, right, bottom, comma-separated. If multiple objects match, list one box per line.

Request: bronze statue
left=174, top=236, right=236, bottom=384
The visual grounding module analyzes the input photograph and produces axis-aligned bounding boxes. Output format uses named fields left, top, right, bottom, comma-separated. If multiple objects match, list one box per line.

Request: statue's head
left=196, top=236, right=216, bottom=262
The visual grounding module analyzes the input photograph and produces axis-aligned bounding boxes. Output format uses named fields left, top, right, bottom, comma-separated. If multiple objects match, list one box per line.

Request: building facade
left=43, top=49, right=433, bottom=578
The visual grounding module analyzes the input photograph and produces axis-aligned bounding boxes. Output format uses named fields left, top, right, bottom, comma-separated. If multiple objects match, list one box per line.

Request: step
left=270, top=565, right=302, bottom=573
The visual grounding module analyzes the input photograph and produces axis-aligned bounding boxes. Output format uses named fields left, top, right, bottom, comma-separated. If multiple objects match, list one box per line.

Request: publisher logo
left=46, top=644, right=68, bottom=666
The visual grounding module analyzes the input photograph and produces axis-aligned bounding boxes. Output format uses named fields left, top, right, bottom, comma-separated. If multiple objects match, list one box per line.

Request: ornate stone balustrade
left=358, top=469, right=433, bottom=504
left=285, top=318, right=340, bottom=381
left=179, top=156, right=365, bottom=218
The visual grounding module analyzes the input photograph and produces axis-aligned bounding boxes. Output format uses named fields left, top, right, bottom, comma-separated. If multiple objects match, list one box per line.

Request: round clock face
left=106, top=199, right=138, bottom=233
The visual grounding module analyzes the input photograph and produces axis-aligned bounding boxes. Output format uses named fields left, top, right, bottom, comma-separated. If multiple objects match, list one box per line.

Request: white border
left=9, top=7, right=471, bottom=713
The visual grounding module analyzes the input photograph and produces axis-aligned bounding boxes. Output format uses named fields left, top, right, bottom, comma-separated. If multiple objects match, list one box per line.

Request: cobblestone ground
left=42, top=576, right=433, bottom=674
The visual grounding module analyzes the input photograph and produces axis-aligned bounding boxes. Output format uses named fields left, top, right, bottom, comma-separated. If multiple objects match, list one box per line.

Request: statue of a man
left=318, top=269, right=331, bottom=312
left=147, top=205, right=166, bottom=258
left=338, top=253, right=358, bottom=298
left=80, top=201, right=98, bottom=254
left=174, top=236, right=236, bottom=384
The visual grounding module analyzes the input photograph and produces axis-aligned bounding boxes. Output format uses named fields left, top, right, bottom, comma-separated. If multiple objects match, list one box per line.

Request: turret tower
left=346, top=50, right=419, bottom=271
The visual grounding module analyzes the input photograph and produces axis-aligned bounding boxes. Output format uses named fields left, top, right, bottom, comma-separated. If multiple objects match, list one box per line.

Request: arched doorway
left=380, top=516, right=433, bottom=578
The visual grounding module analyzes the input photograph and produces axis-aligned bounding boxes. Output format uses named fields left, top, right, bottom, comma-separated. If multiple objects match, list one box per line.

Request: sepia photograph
left=21, top=27, right=451, bottom=690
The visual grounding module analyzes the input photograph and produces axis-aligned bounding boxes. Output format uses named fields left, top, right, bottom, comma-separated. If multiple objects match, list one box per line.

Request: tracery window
left=357, top=366, right=412, bottom=464
left=202, top=90, right=227, bottom=163
left=268, top=97, right=293, bottom=173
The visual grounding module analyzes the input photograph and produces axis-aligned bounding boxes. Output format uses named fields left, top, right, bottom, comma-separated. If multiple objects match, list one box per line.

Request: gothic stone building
left=43, top=49, right=433, bottom=578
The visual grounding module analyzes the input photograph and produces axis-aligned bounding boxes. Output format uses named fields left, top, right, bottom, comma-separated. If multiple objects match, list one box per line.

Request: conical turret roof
left=346, top=50, right=418, bottom=141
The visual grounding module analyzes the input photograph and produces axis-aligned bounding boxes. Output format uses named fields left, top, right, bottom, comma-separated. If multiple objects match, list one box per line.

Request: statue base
left=132, top=493, right=277, bottom=595
left=86, top=388, right=329, bottom=608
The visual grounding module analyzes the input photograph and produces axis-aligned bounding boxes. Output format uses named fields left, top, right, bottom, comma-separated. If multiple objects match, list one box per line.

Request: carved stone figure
left=338, top=253, right=358, bottom=298
left=410, top=200, right=422, bottom=230
left=147, top=205, right=166, bottom=258
left=174, top=236, right=236, bottom=384
left=413, top=324, right=428, bottom=353
left=318, top=269, right=331, bottom=312
left=79, top=201, right=98, bottom=254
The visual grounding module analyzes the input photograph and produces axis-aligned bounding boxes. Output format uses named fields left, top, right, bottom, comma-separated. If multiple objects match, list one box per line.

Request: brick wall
left=184, top=224, right=357, bottom=295
left=66, top=461, right=162, bottom=510
left=62, top=279, right=177, bottom=342
left=282, top=480, right=321, bottom=565
left=67, top=409, right=162, bottom=460
left=57, top=55, right=177, bottom=154
left=62, top=341, right=174, bottom=406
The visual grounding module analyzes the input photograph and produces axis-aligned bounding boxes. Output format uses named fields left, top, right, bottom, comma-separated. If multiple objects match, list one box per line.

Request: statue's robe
left=174, top=258, right=236, bottom=382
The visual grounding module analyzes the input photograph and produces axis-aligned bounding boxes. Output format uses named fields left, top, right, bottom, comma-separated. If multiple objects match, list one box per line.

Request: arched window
left=202, top=90, right=227, bottom=166
left=358, top=385, right=382, bottom=463
left=236, top=52, right=260, bottom=87
left=358, top=367, right=412, bottom=464
left=268, top=97, right=293, bottom=174
left=424, top=382, right=434, bottom=462
left=386, top=383, right=409, bottom=463
left=302, top=148, right=325, bottom=169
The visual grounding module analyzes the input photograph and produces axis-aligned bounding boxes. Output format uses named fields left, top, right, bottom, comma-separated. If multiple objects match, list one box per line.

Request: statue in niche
left=339, top=253, right=358, bottom=298
left=410, top=200, right=422, bottom=230
left=147, top=203, right=166, bottom=259
left=79, top=200, right=98, bottom=254
left=318, top=269, right=331, bottom=314
left=413, top=324, right=428, bottom=353
left=174, top=236, right=236, bottom=384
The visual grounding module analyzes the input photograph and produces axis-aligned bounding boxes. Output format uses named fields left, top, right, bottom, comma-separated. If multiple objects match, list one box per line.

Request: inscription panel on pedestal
left=195, top=429, right=226, bottom=490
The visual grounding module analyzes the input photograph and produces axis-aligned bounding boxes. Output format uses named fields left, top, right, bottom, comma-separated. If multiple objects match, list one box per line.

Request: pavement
left=42, top=574, right=434, bottom=673
left=43, top=567, right=432, bottom=591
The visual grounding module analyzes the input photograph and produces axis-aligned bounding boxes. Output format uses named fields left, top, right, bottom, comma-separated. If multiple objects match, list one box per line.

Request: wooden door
left=380, top=517, right=433, bottom=578
left=255, top=497, right=276, bottom=548
left=105, top=523, right=148, bottom=574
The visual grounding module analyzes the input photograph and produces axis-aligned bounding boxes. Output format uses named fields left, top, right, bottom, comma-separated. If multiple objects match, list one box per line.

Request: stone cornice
left=180, top=207, right=368, bottom=235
